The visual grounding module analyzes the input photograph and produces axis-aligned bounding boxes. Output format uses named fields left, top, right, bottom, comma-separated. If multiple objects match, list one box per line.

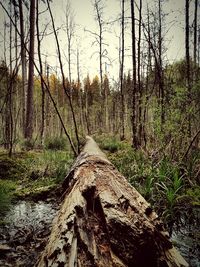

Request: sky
left=0, top=0, right=194, bottom=82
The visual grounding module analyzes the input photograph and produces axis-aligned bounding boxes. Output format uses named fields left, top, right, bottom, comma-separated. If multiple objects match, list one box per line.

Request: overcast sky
left=0, top=0, right=195, bottom=81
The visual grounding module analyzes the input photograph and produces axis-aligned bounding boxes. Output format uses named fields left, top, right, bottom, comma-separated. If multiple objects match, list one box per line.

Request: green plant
left=45, top=137, right=67, bottom=151
left=0, top=156, right=25, bottom=180
left=97, top=137, right=122, bottom=153
left=0, top=180, right=16, bottom=216
left=21, top=139, right=35, bottom=150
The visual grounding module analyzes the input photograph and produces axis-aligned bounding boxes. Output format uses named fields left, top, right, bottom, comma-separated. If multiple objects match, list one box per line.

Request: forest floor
left=0, top=135, right=199, bottom=266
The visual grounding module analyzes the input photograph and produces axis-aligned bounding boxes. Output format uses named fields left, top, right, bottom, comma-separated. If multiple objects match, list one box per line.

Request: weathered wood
left=36, top=136, right=188, bottom=267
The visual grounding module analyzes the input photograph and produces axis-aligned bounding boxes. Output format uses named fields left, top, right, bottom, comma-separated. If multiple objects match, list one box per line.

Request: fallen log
left=36, top=136, right=188, bottom=267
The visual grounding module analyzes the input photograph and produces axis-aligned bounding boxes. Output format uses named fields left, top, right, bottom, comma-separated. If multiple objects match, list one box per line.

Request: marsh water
left=0, top=201, right=199, bottom=267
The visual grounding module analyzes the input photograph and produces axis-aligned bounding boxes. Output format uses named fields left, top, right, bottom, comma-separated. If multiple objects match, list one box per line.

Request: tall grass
left=101, top=136, right=199, bottom=232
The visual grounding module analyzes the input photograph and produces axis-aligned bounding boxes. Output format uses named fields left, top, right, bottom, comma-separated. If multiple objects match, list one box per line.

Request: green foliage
left=0, top=148, right=73, bottom=201
left=45, top=137, right=67, bottom=151
left=14, top=150, right=73, bottom=199
left=186, top=187, right=200, bottom=206
left=0, top=180, right=16, bottom=216
left=104, top=136, right=199, bottom=232
left=96, top=135, right=128, bottom=153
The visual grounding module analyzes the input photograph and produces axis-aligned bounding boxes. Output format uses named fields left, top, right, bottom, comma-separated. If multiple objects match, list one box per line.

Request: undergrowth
left=0, top=180, right=16, bottom=217
left=99, top=136, right=200, bottom=233
left=0, top=149, right=73, bottom=214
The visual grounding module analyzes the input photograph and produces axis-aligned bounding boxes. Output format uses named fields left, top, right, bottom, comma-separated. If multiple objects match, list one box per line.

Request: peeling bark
left=36, top=136, right=188, bottom=267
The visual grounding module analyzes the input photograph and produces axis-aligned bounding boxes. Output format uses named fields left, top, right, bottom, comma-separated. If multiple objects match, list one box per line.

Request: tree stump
left=36, top=136, right=188, bottom=267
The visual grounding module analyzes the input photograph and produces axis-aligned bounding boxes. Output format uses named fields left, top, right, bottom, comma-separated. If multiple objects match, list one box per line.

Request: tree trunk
left=18, top=0, right=27, bottom=136
left=193, top=0, right=198, bottom=80
left=120, top=0, right=125, bottom=140
left=36, top=136, right=188, bottom=267
left=137, top=0, right=142, bottom=146
left=36, top=0, right=45, bottom=144
left=47, top=0, right=80, bottom=153
left=25, top=0, right=35, bottom=140
left=158, top=0, right=165, bottom=128
left=185, top=0, right=191, bottom=137
left=131, top=0, right=138, bottom=148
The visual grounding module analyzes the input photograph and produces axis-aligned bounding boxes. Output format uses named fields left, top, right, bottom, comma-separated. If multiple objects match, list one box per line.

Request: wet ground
left=172, top=226, right=200, bottom=267
left=0, top=201, right=59, bottom=267
left=0, top=200, right=199, bottom=267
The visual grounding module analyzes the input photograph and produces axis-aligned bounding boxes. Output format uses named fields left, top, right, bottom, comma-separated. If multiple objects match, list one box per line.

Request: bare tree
left=137, top=0, right=142, bottom=146
left=158, top=0, right=165, bottom=128
left=76, top=47, right=84, bottom=134
left=18, top=0, right=27, bottom=135
left=25, top=0, right=35, bottom=140
left=185, top=0, right=191, bottom=137
left=36, top=0, right=45, bottom=144
left=131, top=0, right=138, bottom=148
left=120, top=0, right=125, bottom=140
left=92, top=0, right=109, bottom=131
left=193, top=0, right=198, bottom=81
left=5, top=2, right=14, bottom=156
left=46, top=0, right=81, bottom=152
left=65, top=1, right=75, bottom=92
left=0, top=1, right=78, bottom=155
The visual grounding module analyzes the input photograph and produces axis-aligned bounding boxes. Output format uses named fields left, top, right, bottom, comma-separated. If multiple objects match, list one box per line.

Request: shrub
left=45, top=137, right=67, bottom=151
left=97, top=136, right=126, bottom=153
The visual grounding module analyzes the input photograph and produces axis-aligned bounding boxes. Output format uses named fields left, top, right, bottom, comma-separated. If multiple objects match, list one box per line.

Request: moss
left=0, top=149, right=73, bottom=203
left=0, top=156, right=26, bottom=180
left=186, top=186, right=200, bottom=206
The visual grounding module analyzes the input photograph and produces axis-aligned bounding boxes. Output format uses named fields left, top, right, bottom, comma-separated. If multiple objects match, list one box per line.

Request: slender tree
left=193, top=0, right=198, bottom=81
left=65, top=1, right=75, bottom=94
left=185, top=0, right=191, bottom=137
left=137, top=0, right=142, bottom=145
left=120, top=0, right=125, bottom=140
left=36, top=0, right=45, bottom=144
left=93, top=0, right=109, bottom=131
left=46, top=0, right=80, bottom=152
left=131, top=0, right=138, bottom=148
left=18, top=0, right=27, bottom=134
left=25, top=0, right=35, bottom=140
left=158, top=0, right=165, bottom=128
left=0, top=1, right=78, bottom=156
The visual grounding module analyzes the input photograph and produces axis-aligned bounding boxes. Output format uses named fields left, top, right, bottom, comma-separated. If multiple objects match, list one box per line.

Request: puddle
left=0, top=200, right=59, bottom=267
left=172, top=227, right=200, bottom=267
left=4, top=200, right=59, bottom=231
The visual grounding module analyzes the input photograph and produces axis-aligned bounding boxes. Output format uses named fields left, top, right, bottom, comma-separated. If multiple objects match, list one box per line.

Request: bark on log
left=36, top=136, right=188, bottom=267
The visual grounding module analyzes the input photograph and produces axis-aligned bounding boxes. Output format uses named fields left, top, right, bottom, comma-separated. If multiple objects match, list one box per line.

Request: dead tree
left=120, top=0, right=125, bottom=140
left=47, top=0, right=80, bottom=153
left=185, top=0, right=191, bottom=137
left=18, top=0, right=27, bottom=135
left=36, top=136, right=188, bottom=267
left=131, top=0, right=138, bottom=149
left=0, top=1, right=77, bottom=156
left=25, top=0, right=35, bottom=140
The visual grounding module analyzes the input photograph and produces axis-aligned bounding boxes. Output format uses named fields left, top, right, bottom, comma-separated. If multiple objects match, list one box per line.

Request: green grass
left=99, top=136, right=199, bottom=231
left=0, top=149, right=74, bottom=203
left=95, top=135, right=129, bottom=153
left=44, top=137, right=68, bottom=150
left=0, top=180, right=17, bottom=216
left=0, top=155, right=26, bottom=180
left=0, top=135, right=199, bottom=232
